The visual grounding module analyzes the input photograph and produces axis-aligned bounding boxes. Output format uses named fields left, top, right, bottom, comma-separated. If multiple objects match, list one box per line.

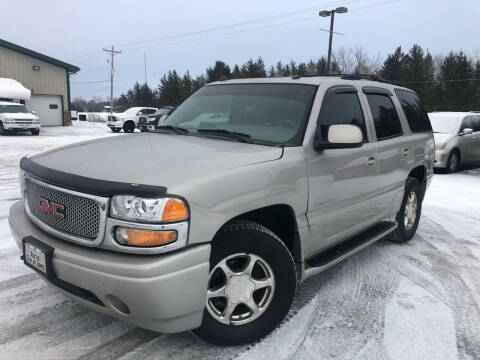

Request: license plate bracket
left=23, top=236, right=55, bottom=279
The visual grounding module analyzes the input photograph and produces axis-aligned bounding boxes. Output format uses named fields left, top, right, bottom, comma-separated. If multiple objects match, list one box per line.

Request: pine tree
left=206, top=61, right=231, bottom=83
left=231, top=65, right=243, bottom=79
left=379, top=47, right=405, bottom=81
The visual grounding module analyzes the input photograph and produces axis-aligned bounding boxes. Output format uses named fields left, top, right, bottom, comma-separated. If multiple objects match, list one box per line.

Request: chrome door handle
left=367, top=156, right=377, bottom=167
left=402, top=148, right=410, bottom=157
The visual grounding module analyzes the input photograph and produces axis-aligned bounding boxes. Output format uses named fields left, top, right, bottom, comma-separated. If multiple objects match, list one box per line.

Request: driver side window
left=317, top=87, right=368, bottom=142
left=460, top=117, right=473, bottom=132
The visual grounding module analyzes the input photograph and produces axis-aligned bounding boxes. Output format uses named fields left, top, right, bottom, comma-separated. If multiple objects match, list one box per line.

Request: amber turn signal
left=162, top=198, right=188, bottom=222
left=115, top=227, right=177, bottom=247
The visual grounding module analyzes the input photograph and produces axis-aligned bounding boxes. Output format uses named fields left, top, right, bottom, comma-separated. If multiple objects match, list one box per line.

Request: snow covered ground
left=0, top=122, right=479, bottom=359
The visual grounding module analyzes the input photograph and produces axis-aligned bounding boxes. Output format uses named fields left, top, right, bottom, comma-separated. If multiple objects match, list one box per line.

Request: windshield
left=161, top=83, right=317, bottom=146
left=428, top=114, right=462, bottom=134
left=124, top=108, right=142, bottom=114
left=0, top=104, right=30, bottom=114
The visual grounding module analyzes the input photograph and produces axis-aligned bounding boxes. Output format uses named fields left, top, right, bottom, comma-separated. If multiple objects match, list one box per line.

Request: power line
left=71, top=79, right=110, bottom=84
left=116, top=0, right=365, bottom=48
left=67, top=0, right=366, bottom=62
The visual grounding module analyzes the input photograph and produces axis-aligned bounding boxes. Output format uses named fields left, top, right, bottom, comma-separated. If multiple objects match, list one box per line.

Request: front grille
left=15, top=119, right=33, bottom=124
left=107, top=116, right=116, bottom=121
left=26, top=178, right=101, bottom=240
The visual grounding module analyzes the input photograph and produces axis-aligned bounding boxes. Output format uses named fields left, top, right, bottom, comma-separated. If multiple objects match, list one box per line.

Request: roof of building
left=0, top=38, right=80, bottom=74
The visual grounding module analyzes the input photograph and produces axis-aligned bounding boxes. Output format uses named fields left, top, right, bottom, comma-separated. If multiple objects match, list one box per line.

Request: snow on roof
left=0, top=78, right=31, bottom=100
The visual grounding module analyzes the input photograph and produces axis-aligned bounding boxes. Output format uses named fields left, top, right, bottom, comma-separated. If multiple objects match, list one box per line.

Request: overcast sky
left=1, top=0, right=478, bottom=98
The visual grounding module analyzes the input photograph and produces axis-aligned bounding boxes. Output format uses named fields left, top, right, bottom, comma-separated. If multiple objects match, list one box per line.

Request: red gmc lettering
left=37, top=197, right=65, bottom=219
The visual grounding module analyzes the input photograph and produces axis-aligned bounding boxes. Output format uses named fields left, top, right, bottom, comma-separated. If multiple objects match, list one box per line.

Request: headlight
left=110, top=196, right=188, bottom=223
left=437, top=142, right=447, bottom=150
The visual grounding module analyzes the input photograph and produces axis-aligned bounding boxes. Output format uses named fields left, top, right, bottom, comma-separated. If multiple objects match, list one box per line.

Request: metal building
left=0, top=39, right=80, bottom=126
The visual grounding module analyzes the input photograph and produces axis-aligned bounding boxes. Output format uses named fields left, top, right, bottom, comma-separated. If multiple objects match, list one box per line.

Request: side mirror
left=31, top=110, right=36, bottom=114
left=314, top=124, right=364, bottom=151
left=461, top=128, right=473, bottom=135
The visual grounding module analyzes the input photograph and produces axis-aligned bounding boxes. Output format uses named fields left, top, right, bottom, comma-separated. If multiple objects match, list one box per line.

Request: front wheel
left=31, top=128, right=40, bottom=136
left=446, top=150, right=460, bottom=173
left=111, top=128, right=121, bottom=133
left=0, top=122, right=7, bottom=135
left=390, top=178, right=422, bottom=243
left=123, top=121, right=135, bottom=133
left=192, top=221, right=296, bottom=345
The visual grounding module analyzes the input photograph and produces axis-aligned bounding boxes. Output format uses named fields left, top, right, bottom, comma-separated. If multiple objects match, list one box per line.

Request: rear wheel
left=192, top=221, right=296, bottom=345
left=446, top=150, right=460, bottom=173
left=31, top=128, right=40, bottom=136
left=123, top=121, right=135, bottom=133
left=390, top=178, right=422, bottom=243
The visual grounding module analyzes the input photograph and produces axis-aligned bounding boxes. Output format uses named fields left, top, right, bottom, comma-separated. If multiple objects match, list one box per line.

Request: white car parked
left=106, top=107, right=158, bottom=133
left=429, top=112, right=480, bottom=172
left=0, top=101, right=40, bottom=136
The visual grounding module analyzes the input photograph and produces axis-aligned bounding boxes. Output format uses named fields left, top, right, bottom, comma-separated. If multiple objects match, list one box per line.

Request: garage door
left=27, top=95, right=63, bottom=126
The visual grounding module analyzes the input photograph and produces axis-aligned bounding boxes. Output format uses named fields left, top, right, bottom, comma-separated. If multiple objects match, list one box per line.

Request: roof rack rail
left=290, top=73, right=405, bottom=87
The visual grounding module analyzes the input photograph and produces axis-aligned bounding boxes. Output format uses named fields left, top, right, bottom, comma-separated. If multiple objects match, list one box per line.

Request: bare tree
left=353, top=46, right=382, bottom=74
left=332, top=46, right=354, bottom=73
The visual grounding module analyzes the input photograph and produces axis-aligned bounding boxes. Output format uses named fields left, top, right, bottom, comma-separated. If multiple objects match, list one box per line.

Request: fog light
left=114, top=227, right=177, bottom=247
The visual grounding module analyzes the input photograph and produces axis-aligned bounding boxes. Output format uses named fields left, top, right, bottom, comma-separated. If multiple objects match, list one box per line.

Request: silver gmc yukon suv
left=9, top=75, right=434, bottom=345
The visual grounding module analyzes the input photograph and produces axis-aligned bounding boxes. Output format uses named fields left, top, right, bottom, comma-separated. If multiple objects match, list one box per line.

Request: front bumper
left=3, top=123, right=40, bottom=130
left=434, top=149, right=449, bottom=168
left=107, top=121, right=122, bottom=128
left=9, top=201, right=210, bottom=333
left=138, top=124, right=156, bottom=132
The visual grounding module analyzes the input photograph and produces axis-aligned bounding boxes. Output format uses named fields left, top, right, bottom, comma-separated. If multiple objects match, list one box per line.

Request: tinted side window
left=471, top=116, right=480, bottom=132
left=395, top=89, right=432, bottom=132
left=146, top=109, right=157, bottom=114
left=366, top=94, right=403, bottom=140
left=460, top=117, right=473, bottom=132
left=318, top=89, right=367, bottom=141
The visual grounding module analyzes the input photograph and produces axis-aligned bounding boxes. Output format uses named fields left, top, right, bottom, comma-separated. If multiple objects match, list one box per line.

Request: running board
left=301, top=221, right=397, bottom=282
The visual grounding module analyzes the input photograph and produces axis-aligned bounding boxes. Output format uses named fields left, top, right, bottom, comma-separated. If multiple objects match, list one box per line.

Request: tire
left=390, top=178, right=422, bottom=243
left=446, top=150, right=460, bottom=173
left=31, top=128, right=40, bottom=136
left=0, top=122, right=7, bottom=136
left=111, top=128, right=121, bottom=133
left=192, top=220, right=296, bottom=345
left=123, top=121, right=135, bottom=133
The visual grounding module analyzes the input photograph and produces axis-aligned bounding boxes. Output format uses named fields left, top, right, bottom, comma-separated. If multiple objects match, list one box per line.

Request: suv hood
left=27, top=133, right=283, bottom=189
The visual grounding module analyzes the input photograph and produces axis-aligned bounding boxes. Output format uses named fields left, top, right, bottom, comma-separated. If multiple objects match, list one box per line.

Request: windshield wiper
left=156, top=125, right=189, bottom=135
left=196, top=129, right=251, bottom=143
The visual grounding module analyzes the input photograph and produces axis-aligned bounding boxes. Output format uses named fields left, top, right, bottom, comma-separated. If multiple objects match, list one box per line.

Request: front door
left=305, top=85, right=380, bottom=256
left=458, top=117, right=476, bottom=163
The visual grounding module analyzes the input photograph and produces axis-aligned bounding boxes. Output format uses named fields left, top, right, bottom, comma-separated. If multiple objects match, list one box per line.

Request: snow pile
left=0, top=78, right=31, bottom=101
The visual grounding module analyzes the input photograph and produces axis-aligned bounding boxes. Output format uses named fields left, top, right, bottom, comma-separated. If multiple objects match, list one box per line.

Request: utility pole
left=319, top=7, right=347, bottom=74
left=103, top=45, right=121, bottom=114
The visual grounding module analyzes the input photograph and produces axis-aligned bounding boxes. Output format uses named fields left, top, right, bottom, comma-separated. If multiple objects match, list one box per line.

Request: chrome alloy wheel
left=206, top=253, right=275, bottom=326
left=404, top=191, right=418, bottom=230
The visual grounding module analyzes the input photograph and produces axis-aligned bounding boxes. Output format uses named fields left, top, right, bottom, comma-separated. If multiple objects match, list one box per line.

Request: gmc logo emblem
left=37, top=197, right=65, bottom=219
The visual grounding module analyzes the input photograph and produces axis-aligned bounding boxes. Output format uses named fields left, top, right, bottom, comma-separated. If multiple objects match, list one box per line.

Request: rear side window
left=317, top=87, right=367, bottom=142
left=395, top=89, right=432, bottom=132
left=366, top=94, right=403, bottom=140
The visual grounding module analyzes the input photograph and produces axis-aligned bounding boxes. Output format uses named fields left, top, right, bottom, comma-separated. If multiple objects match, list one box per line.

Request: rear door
left=361, top=87, right=412, bottom=217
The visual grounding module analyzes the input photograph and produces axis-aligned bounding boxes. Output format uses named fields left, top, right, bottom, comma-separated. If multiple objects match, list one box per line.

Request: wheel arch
left=215, top=204, right=302, bottom=263
left=408, top=165, right=427, bottom=200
